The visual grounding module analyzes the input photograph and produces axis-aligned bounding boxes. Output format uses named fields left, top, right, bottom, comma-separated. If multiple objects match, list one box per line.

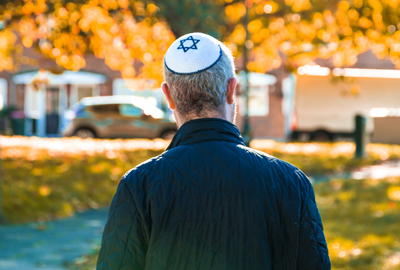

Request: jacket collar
left=166, top=118, right=245, bottom=150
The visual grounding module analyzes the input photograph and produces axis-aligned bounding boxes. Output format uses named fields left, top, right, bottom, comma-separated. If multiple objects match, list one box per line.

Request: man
left=97, top=32, right=331, bottom=270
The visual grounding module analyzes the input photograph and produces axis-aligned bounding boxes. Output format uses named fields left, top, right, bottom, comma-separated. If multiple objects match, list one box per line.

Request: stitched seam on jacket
left=118, top=181, right=142, bottom=269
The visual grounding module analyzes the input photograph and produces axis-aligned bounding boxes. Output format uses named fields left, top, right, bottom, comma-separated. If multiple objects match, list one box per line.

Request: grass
left=1, top=137, right=164, bottom=224
left=2, top=136, right=400, bottom=268
left=2, top=137, right=400, bottom=224
left=316, top=177, right=400, bottom=269
left=67, top=177, right=400, bottom=270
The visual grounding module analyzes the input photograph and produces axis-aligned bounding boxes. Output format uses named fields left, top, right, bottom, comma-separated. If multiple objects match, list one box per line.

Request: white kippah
left=164, top=32, right=223, bottom=75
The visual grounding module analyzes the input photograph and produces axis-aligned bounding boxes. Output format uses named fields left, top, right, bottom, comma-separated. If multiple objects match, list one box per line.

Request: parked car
left=60, top=96, right=177, bottom=139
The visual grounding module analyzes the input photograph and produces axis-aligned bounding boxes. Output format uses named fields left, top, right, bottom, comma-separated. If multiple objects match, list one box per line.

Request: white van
left=292, top=66, right=400, bottom=142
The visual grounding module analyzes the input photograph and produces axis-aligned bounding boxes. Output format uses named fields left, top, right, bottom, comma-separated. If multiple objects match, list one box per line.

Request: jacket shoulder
left=238, top=145, right=300, bottom=173
left=236, top=145, right=311, bottom=187
left=121, top=147, right=185, bottom=187
left=121, top=152, right=165, bottom=186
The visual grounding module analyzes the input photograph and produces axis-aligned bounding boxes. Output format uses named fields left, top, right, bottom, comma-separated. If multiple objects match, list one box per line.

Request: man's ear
left=227, top=77, right=237, bottom=105
left=161, top=82, right=176, bottom=110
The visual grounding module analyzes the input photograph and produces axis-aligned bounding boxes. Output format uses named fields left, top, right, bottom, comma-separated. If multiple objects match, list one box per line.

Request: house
left=0, top=43, right=292, bottom=140
left=2, top=42, right=396, bottom=141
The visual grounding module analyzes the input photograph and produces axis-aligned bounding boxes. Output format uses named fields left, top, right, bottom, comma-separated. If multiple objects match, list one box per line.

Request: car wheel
left=74, top=128, right=96, bottom=138
left=160, top=129, right=176, bottom=140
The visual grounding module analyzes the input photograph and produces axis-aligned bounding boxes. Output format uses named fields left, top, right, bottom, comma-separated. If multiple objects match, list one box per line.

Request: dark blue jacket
left=97, top=118, right=331, bottom=270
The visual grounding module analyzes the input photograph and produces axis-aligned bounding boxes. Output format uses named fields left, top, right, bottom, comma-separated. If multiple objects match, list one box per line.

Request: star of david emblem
left=177, top=36, right=200, bottom=53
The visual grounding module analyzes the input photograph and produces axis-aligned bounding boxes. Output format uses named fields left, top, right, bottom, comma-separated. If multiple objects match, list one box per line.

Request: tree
left=214, top=0, right=400, bottom=73
left=2, top=0, right=400, bottom=82
left=0, top=0, right=175, bottom=82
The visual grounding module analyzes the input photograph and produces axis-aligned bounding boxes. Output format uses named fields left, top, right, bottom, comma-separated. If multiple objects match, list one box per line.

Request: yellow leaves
left=22, top=36, right=33, bottom=47
left=74, top=2, right=173, bottom=82
left=286, top=0, right=311, bottom=12
left=338, top=1, right=350, bottom=12
left=261, top=1, right=278, bottom=14
left=338, top=190, right=355, bottom=202
left=32, top=168, right=43, bottom=176
left=348, top=9, right=359, bottom=21
left=373, top=12, right=383, bottom=24
left=231, top=25, right=246, bottom=45
left=248, top=19, right=262, bottom=34
left=367, top=29, right=381, bottom=41
left=6, top=0, right=400, bottom=83
left=342, top=26, right=353, bottom=37
left=247, top=42, right=281, bottom=73
left=0, top=28, right=17, bottom=72
left=297, top=22, right=316, bottom=41
left=252, top=28, right=269, bottom=44
left=388, top=186, right=400, bottom=201
left=332, top=46, right=359, bottom=67
left=79, top=5, right=110, bottom=33
left=61, top=203, right=74, bottom=216
left=101, top=0, right=119, bottom=10
left=147, top=3, right=159, bottom=15
left=329, top=238, right=355, bottom=258
left=39, top=185, right=51, bottom=196
left=225, top=2, right=246, bottom=23
left=354, top=0, right=363, bottom=9
left=118, top=0, right=129, bottom=9
left=22, top=1, right=35, bottom=16
left=58, top=7, right=68, bottom=18
left=368, top=0, right=383, bottom=13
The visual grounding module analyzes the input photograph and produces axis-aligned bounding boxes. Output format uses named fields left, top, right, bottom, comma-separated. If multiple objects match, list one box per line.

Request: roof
left=12, top=70, right=107, bottom=85
left=80, top=95, right=146, bottom=106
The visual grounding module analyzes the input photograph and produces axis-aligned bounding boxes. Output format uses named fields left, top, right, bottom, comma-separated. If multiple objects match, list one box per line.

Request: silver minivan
left=61, top=96, right=177, bottom=139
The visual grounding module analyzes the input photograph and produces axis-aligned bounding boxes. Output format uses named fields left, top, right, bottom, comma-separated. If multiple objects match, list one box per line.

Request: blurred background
left=1, top=0, right=400, bottom=269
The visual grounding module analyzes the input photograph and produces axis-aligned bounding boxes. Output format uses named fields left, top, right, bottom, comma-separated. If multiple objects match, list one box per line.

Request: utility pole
left=242, top=0, right=252, bottom=146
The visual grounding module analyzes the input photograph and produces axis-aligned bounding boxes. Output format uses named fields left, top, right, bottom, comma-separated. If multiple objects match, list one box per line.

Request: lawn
left=2, top=136, right=400, bottom=224
left=2, top=136, right=400, bottom=269
left=316, top=177, right=400, bottom=269
left=67, top=177, right=400, bottom=270
left=0, top=136, right=165, bottom=224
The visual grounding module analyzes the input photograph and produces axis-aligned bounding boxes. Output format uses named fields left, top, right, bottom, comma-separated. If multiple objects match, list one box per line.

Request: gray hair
left=163, top=44, right=235, bottom=117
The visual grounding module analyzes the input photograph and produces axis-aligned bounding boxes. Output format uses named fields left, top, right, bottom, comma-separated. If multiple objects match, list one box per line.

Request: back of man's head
left=163, top=33, right=236, bottom=119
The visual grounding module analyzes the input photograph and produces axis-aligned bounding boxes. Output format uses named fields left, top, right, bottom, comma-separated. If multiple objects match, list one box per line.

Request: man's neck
left=175, top=112, right=227, bottom=128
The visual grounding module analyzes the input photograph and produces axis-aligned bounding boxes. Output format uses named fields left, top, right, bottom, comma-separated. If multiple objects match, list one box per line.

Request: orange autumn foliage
left=2, top=0, right=400, bottom=80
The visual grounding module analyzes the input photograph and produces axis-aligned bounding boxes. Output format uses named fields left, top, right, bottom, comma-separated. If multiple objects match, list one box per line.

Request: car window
left=119, top=104, right=143, bottom=117
left=88, top=104, right=120, bottom=114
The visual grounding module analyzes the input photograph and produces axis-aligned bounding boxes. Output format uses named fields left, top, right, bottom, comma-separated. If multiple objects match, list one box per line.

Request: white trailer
left=292, top=66, right=400, bottom=142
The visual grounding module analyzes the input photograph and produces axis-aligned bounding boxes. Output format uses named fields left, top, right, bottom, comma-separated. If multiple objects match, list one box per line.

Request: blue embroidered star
left=177, top=36, right=200, bottom=53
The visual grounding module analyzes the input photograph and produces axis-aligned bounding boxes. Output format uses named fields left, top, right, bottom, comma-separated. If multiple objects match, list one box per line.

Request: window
left=119, top=104, right=143, bottom=117
left=46, top=87, right=60, bottom=114
left=237, top=86, right=269, bottom=117
left=248, top=86, right=269, bottom=116
left=0, top=79, right=7, bottom=110
left=89, top=104, right=119, bottom=114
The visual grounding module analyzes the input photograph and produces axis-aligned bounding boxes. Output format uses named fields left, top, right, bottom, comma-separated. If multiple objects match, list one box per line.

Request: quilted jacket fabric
left=97, top=118, right=331, bottom=270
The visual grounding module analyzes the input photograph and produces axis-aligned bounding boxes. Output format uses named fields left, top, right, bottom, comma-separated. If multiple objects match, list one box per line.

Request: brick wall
left=235, top=84, right=286, bottom=140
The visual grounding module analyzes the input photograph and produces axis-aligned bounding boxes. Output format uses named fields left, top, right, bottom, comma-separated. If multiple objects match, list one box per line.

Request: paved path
left=309, top=160, right=400, bottom=183
left=352, top=160, right=400, bottom=180
left=0, top=208, right=109, bottom=270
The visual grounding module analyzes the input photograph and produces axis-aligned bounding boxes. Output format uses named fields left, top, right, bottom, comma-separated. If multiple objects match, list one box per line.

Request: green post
left=242, top=0, right=252, bottom=147
left=0, top=143, right=2, bottom=223
left=354, top=114, right=366, bottom=158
